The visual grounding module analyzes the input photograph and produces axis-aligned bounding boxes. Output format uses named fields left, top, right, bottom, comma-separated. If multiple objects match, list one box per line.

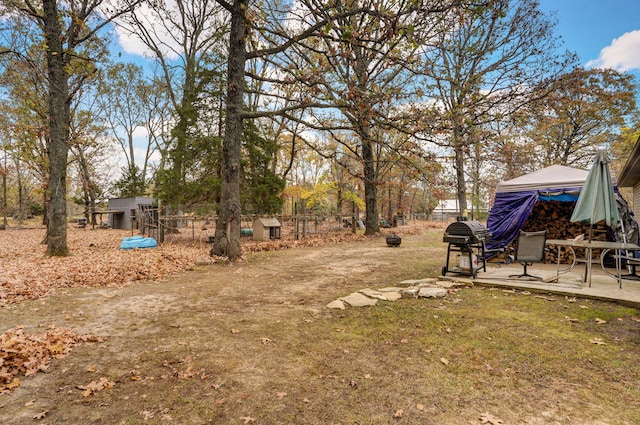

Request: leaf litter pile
left=0, top=228, right=200, bottom=305
left=1, top=327, right=104, bottom=395
left=0, top=226, right=372, bottom=306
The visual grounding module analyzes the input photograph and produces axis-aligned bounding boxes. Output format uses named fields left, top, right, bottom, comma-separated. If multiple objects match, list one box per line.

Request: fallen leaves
left=161, top=358, right=210, bottom=380
left=0, top=228, right=203, bottom=305
left=534, top=295, right=556, bottom=302
left=0, top=327, right=103, bottom=394
left=141, top=410, right=154, bottom=420
left=0, top=226, right=387, bottom=306
left=78, top=377, right=115, bottom=397
left=33, top=410, right=49, bottom=420
left=241, top=232, right=366, bottom=255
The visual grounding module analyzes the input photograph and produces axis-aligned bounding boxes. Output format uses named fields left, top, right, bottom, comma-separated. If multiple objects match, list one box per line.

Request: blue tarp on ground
left=120, top=235, right=158, bottom=250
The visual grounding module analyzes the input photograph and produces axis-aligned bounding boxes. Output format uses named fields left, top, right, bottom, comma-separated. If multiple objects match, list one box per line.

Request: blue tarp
left=486, top=188, right=588, bottom=251
left=486, top=191, right=538, bottom=251
left=120, top=235, right=158, bottom=250
left=538, top=193, right=580, bottom=202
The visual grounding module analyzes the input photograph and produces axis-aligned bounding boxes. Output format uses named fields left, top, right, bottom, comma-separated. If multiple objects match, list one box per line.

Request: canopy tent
left=495, top=164, right=590, bottom=193
left=486, top=164, right=636, bottom=251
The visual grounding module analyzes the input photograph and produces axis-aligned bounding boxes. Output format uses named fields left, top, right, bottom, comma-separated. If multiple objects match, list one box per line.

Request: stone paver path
left=326, top=278, right=464, bottom=309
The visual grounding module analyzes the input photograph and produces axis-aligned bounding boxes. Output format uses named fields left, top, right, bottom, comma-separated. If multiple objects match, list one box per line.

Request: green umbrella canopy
left=570, top=150, right=620, bottom=229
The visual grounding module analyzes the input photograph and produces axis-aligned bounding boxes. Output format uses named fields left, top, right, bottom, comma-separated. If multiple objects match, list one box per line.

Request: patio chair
left=509, top=230, right=548, bottom=280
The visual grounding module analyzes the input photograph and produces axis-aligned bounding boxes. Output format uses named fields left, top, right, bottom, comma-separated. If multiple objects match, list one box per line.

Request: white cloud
left=132, top=125, right=149, bottom=140
left=115, top=28, right=159, bottom=59
left=112, top=1, right=184, bottom=60
left=133, top=146, right=161, bottom=168
left=587, top=30, right=640, bottom=72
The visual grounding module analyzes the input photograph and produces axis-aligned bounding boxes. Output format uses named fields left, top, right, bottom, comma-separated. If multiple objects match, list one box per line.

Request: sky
left=113, top=1, right=640, bottom=80
left=538, top=0, right=640, bottom=75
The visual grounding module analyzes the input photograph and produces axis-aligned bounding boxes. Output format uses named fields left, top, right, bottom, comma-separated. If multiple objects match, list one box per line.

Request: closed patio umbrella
left=570, top=150, right=620, bottom=234
left=570, top=150, right=622, bottom=287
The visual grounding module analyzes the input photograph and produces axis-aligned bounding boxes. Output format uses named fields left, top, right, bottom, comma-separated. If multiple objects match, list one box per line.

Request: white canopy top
left=496, top=165, right=591, bottom=193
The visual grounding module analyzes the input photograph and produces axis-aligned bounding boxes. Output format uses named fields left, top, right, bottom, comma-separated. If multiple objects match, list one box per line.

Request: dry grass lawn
left=0, top=223, right=639, bottom=424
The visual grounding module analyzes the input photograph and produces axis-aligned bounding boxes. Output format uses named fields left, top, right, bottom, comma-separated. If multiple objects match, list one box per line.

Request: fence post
left=352, top=201, right=357, bottom=234
left=158, top=200, right=165, bottom=243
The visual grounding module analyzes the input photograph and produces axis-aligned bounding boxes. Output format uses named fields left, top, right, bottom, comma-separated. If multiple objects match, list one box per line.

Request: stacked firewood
left=519, top=200, right=611, bottom=264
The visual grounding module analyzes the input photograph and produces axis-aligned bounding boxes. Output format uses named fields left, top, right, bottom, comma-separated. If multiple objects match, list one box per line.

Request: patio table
left=545, top=239, right=640, bottom=288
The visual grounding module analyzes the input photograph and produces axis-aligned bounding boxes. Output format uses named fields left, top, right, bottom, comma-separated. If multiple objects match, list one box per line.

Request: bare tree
left=0, top=39, right=50, bottom=224
left=117, top=0, right=228, bottom=205
left=3, top=0, right=140, bottom=255
left=285, top=0, right=458, bottom=234
left=208, top=0, right=377, bottom=257
left=419, top=0, right=573, bottom=217
left=95, top=62, right=156, bottom=195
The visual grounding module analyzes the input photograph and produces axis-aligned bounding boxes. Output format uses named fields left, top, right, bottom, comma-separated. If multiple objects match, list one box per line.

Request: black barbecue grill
left=442, top=220, right=490, bottom=278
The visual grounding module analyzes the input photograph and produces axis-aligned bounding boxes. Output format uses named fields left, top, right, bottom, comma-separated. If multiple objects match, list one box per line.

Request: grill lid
left=443, top=220, right=489, bottom=243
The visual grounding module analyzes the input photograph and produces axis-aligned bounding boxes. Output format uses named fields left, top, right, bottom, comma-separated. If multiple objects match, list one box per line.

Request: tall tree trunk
left=453, top=128, right=468, bottom=220
left=43, top=0, right=70, bottom=256
left=362, top=138, right=379, bottom=235
left=17, top=160, right=24, bottom=223
left=76, top=149, right=97, bottom=224
left=41, top=191, right=49, bottom=228
left=212, top=0, right=246, bottom=260
left=2, top=153, right=7, bottom=227
left=353, top=47, right=379, bottom=236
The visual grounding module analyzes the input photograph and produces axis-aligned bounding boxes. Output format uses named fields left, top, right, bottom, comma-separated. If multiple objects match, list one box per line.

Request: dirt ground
left=0, top=224, right=446, bottom=424
left=0, top=223, right=638, bottom=424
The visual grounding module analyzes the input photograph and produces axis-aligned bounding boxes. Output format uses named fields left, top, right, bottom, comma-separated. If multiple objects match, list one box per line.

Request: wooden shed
left=253, top=218, right=281, bottom=241
left=108, top=197, right=156, bottom=230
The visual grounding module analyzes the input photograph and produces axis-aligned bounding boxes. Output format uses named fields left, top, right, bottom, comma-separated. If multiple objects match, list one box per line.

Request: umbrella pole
left=586, top=224, right=594, bottom=286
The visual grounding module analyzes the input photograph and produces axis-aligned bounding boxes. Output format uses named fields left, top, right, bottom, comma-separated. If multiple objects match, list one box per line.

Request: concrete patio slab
left=441, top=261, right=640, bottom=308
